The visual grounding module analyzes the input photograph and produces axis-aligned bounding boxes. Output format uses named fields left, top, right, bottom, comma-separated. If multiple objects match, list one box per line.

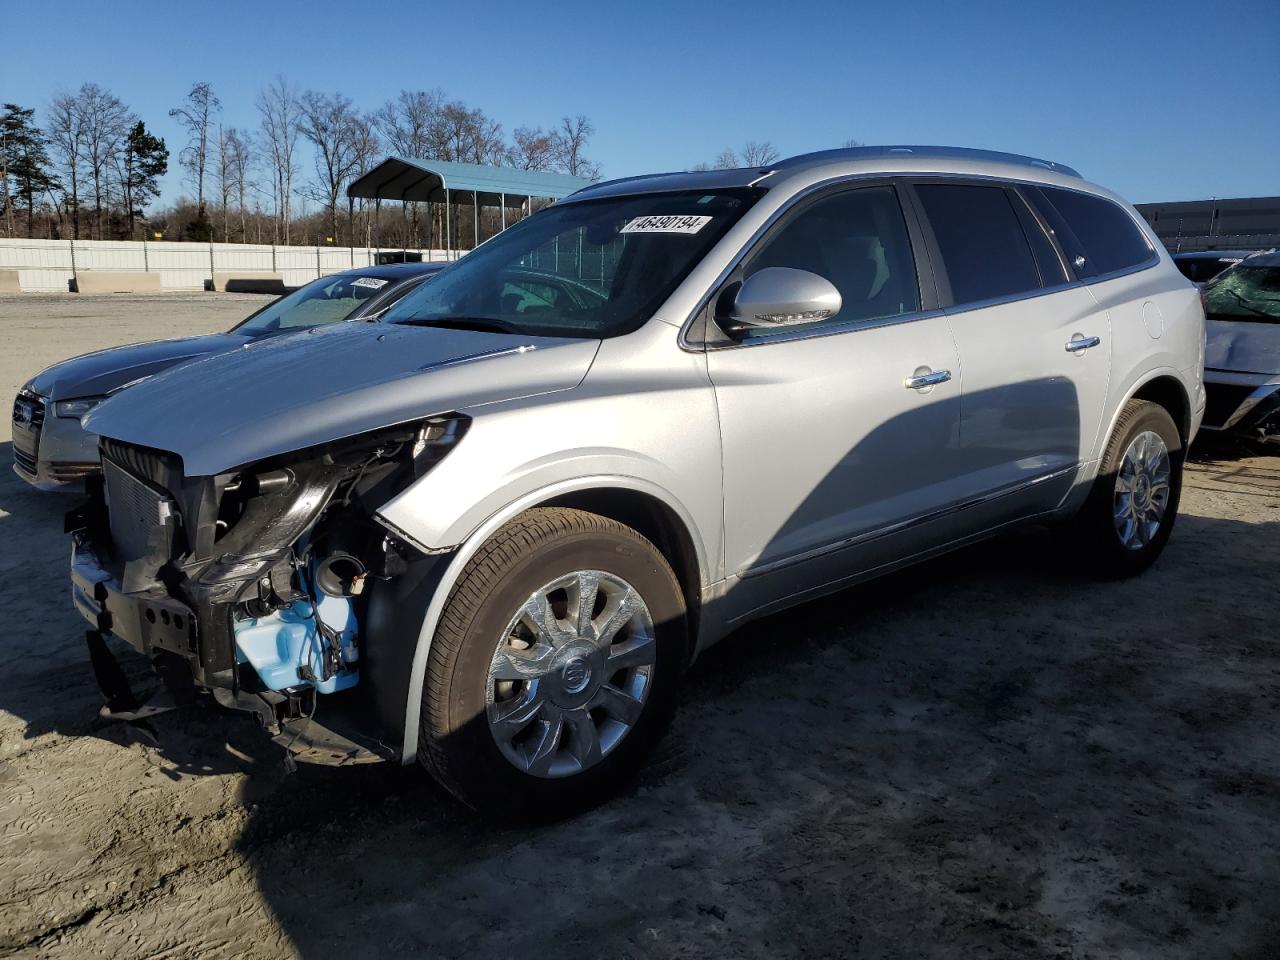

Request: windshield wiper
left=398, top=315, right=524, bottom=335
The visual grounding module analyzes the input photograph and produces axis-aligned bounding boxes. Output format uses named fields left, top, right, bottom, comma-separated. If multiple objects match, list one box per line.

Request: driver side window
left=741, top=186, right=920, bottom=335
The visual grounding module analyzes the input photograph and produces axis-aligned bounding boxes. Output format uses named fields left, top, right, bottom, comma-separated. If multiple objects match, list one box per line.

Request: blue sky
left=3, top=0, right=1277, bottom=207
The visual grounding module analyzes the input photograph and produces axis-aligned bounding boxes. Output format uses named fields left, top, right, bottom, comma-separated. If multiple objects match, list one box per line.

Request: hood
left=84, top=321, right=600, bottom=476
left=1205, top=318, right=1280, bottom=376
left=28, top=334, right=250, bottom=400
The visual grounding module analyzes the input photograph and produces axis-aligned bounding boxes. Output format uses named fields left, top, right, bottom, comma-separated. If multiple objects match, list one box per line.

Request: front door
left=704, top=184, right=964, bottom=620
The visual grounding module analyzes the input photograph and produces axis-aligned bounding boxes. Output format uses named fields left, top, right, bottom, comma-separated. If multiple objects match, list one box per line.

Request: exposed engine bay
left=68, top=416, right=467, bottom=751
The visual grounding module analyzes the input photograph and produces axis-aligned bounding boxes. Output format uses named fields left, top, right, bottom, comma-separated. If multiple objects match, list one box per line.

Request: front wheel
left=417, top=507, right=686, bottom=817
left=1069, top=399, right=1183, bottom=578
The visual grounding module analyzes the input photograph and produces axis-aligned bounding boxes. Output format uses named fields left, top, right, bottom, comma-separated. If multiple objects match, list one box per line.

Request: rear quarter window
left=1033, top=187, right=1154, bottom=277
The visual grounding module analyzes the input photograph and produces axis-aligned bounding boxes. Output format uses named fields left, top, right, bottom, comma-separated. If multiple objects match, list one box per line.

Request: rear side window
left=915, top=184, right=1042, bottom=306
left=1033, top=187, right=1154, bottom=277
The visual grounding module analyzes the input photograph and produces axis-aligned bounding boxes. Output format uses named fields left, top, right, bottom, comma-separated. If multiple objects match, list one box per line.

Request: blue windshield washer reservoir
left=233, top=592, right=359, bottom=695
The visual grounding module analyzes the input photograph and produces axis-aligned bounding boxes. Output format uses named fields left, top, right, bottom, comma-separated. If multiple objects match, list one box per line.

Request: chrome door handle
left=1065, top=335, right=1101, bottom=353
left=903, top=369, right=952, bottom=389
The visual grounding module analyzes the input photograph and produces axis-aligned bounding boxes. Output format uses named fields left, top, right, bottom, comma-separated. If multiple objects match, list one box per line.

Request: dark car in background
left=1172, top=250, right=1254, bottom=285
left=12, top=261, right=446, bottom=489
left=1199, top=251, right=1280, bottom=446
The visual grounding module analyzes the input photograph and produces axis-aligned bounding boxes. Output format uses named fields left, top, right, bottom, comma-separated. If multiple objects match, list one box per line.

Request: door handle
left=903, top=369, right=952, bottom=389
left=1065, top=335, right=1101, bottom=353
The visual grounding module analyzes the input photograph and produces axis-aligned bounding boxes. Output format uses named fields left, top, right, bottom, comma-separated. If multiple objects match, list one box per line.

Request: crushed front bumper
left=71, top=534, right=199, bottom=661
left=1202, top=370, right=1280, bottom=445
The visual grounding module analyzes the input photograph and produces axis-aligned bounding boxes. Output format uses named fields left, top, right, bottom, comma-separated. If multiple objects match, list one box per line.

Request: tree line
left=0, top=79, right=601, bottom=249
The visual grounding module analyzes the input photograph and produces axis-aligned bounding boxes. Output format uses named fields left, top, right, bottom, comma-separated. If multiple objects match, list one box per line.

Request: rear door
left=906, top=179, right=1113, bottom=521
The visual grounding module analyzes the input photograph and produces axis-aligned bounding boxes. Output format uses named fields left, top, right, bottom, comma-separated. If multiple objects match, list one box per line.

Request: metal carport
left=347, top=158, right=591, bottom=258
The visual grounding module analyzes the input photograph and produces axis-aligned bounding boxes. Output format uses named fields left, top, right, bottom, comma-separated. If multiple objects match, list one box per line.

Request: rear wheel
left=1070, top=399, right=1183, bottom=578
left=418, top=507, right=686, bottom=817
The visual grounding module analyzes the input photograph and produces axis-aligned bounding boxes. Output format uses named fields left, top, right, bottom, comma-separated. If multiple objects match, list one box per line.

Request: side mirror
left=728, top=267, right=842, bottom=329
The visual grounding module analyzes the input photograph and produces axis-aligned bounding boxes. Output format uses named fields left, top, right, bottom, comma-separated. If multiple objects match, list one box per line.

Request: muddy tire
left=1069, top=399, right=1183, bottom=578
left=417, top=507, right=686, bottom=818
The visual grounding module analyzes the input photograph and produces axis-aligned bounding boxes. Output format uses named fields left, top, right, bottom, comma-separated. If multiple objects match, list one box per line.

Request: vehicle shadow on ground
left=230, top=512, right=1280, bottom=959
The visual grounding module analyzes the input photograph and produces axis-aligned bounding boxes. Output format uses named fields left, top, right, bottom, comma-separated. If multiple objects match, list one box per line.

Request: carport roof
left=347, top=157, right=592, bottom=206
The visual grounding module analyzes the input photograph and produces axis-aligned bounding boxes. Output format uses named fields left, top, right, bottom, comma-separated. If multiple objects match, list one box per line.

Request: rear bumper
left=71, top=535, right=199, bottom=661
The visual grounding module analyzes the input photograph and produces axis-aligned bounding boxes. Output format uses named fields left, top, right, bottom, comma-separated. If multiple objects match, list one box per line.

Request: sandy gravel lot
left=1, top=295, right=1277, bottom=959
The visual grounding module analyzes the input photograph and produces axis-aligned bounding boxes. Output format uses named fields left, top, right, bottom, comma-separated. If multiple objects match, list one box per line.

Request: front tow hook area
left=85, top=629, right=178, bottom=734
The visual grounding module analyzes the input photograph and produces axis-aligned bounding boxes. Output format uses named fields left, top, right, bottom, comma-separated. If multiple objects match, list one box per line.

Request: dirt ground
left=1, top=294, right=1277, bottom=959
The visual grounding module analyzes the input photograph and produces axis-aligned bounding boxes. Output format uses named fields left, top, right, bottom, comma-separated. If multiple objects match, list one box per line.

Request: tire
left=1069, top=399, right=1183, bottom=578
left=418, top=507, right=687, bottom=818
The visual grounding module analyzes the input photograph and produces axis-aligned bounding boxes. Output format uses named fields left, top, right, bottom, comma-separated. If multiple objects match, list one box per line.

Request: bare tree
left=713, top=148, right=739, bottom=170
left=739, top=141, right=779, bottom=166
left=509, top=126, right=555, bottom=171
left=222, top=127, right=252, bottom=242
left=375, top=89, right=441, bottom=158
left=169, top=82, right=221, bottom=215
left=77, top=85, right=132, bottom=238
left=552, top=115, right=600, bottom=179
left=297, top=90, right=366, bottom=244
left=47, top=90, right=89, bottom=238
left=256, top=77, right=299, bottom=243
left=841, top=137, right=863, bottom=148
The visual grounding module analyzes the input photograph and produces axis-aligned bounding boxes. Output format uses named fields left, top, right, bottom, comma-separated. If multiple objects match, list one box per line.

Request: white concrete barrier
left=72, top=272, right=163, bottom=294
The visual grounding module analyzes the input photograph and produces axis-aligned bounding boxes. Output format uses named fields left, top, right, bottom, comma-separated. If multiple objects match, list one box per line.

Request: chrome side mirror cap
left=729, top=267, right=842, bottom=329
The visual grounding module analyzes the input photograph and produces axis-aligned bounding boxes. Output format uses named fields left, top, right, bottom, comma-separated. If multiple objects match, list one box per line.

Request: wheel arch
left=393, top=476, right=710, bottom=763
left=1130, top=373, right=1191, bottom=444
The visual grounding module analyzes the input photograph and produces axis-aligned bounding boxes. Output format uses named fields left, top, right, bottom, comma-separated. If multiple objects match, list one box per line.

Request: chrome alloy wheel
left=485, top=571, right=656, bottom=779
left=1113, top=430, right=1172, bottom=551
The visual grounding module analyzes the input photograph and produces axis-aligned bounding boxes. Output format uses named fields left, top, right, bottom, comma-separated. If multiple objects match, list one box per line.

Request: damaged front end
left=68, top=416, right=465, bottom=750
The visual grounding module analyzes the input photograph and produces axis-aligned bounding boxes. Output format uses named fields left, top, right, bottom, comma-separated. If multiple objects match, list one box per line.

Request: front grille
left=11, top=390, right=45, bottom=478
left=1202, top=383, right=1258, bottom=429
left=102, top=457, right=175, bottom=564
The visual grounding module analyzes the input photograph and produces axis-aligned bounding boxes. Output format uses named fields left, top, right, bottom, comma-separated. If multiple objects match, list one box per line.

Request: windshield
left=1204, top=265, right=1280, bottom=323
left=384, top=189, right=760, bottom=338
left=234, top=273, right=397, bottom=334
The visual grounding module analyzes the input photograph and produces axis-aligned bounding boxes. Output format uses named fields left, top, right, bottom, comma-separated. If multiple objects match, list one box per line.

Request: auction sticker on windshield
left=352, top=277, right=390, bottom=289
left=621, top=215, right=713, bottom=235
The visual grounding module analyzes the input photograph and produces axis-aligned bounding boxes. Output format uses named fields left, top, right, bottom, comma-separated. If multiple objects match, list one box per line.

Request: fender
left=385, top=474, right=712, bottom=763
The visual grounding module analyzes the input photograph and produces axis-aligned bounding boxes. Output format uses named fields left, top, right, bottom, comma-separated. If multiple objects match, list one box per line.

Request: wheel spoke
left=591, top=683, right=644, bottom=725
left=490, top=642, right=556, bottom=681
left=521, top=591, right=567, bottom=645
left=606, top=633, right=657, bottom=671
left=525, top=709, right=564, bottom=776
left=570, top=571, right=600, bottom=638
left=595, top=587, right=641, bottom=647
left=490, top=686, right=545, bottom=743
left=563, top=708, right=602, bottom=769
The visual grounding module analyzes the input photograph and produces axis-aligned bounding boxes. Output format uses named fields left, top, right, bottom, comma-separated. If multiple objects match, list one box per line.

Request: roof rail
left=771, top=145, right=1082, bottom=179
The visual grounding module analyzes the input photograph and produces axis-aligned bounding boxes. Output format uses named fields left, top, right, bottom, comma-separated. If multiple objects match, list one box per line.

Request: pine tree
left=1, top=103, right=59, bottom=237
left=122, top=121, right=168, bottom=238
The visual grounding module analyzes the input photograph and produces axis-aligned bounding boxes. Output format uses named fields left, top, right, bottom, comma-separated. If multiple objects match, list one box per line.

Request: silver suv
left=69, top=146, right=1205, bottom=814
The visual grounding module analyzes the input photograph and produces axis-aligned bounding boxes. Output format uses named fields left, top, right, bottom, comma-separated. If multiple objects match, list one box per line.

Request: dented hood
left=1205, top=318, right=1280, bottom=375
left=84, top=321, right=599, bottom=476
